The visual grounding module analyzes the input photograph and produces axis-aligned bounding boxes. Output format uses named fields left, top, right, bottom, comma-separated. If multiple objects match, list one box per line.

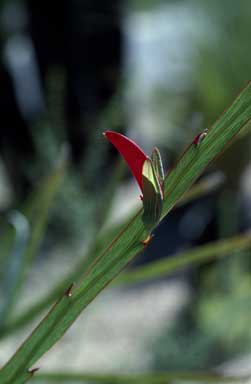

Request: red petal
left=104, top=131, right=148, bottom=191
left=193, top=133, right=202, bottom=146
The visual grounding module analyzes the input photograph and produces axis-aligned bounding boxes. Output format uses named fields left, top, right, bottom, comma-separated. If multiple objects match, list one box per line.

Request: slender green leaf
left=119, top=232, right=251, bottom=285
left=151, top=146, right=165, bottom=183
left=0, top=157, right=66, bottom=336
left=142, top=158, right=163, bottom=230
left=3, top=160, right=66, bottom=323
left=21, top=159, right=66, bottom=271
left=0, top=220, right=15, bottom=276
left=1, top=171, right=225, bottom=338
left=176, top=171, right=225, bottom=207
left=0, top=216, right=127, bottom=338
left=0, top=212, right=30, bottom=330
left=31, top=371, right=249, bottom=384
left=0, top=83, right=251, bottom=384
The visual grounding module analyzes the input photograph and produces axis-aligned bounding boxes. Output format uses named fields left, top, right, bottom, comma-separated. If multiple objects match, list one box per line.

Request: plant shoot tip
left=28, top=367, right=40, bottom=375
left=141, top=234, right=154, bottom=246
left=65, top=283, right=74, bottom=297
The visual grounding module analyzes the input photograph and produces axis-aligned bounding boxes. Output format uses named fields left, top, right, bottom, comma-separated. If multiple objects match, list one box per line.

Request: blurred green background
left=0, top=0, right=250, bottom=378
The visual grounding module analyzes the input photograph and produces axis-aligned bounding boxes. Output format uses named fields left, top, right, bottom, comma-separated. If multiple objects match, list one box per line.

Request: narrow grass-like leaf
left=161, top=82, right=251, bottom=217
left=0, top=157, right=66, bottom=337
left=119, top=232, right=251, bottom=285
left=3, top=160, right=66, bottom=323
left=31, top=371, right=249, bottom=383
left=1, top=171, right=225, bottom=337
left=0, top=83, right=251, bottom=384
left=151, top=146, right=165, bottom=183
left=0, top=212, right=30, bottom=330
left=142, top=158, right=163, bottom=230
left=21, top=159, right=66, bottom=274
left=176, top=171, right=225, bottom=207
left=0, top=215, right=129, bottom=338
left=0, top=220, right=16, bottom=276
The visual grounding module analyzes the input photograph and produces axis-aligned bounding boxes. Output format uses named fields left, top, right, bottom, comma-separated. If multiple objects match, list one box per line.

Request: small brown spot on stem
left=141, top=234, right=154, bottom=246
left=28, top=367, right=40, bottom=376
left=193, top=128, right=208, bottom=146
left=65, top=282, right=74, bottom=297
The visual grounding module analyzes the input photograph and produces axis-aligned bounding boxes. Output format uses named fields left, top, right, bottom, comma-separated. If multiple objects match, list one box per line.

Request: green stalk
left=0, top=159, right=66, bottom=333
left=119, top=232, right=251, bottom=285
left=0, top=171, right=225, bottom=338
left=0, top=82, right=251, bottom=384
left=32, top=371, right=249, bottom=383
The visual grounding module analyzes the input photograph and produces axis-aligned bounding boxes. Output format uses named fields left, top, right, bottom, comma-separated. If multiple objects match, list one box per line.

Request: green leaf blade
left=1, top=83, right=251, bottom=383
left=162, top=81, right=251, bottom=217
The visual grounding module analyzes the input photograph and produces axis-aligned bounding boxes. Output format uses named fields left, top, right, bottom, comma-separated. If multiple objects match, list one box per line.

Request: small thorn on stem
left=28, top=367, right=40, bottom=376
left=65, top=283, right=74, bottom=297
left=193, top=128, right=208, bottom=146
left=141, top=234, right=154, bottom=246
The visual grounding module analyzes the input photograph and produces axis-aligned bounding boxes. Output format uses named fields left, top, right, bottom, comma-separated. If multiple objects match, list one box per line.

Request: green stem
left=0, top=82, right=251, bottom=384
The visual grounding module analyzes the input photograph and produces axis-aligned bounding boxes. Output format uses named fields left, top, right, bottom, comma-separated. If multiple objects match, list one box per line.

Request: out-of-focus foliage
left=194, top=0, right=251, bottom=122
left=1, top=83, right=250, bottom=383
left=198, top=250, right=251, bottom=350
left=151, top=250, right=251, bottom=371
left=0, top=0, right=250, bottom=380
left=149, top=0, right=251, bottom=372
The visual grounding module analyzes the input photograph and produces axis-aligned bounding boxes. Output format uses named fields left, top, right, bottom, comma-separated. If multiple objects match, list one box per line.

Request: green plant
left=0, top=83, right=251, bottom=383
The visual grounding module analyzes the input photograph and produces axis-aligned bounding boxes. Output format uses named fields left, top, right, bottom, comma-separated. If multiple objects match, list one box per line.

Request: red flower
left=105, top=130, right=165, bottom=231
left=104, top=131, right=148, bottom=192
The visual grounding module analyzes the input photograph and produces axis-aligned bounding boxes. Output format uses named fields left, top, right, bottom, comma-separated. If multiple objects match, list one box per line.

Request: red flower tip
left=193, top=129, right=209, bottom=146
left=104, top=130, right=148, bottom=191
